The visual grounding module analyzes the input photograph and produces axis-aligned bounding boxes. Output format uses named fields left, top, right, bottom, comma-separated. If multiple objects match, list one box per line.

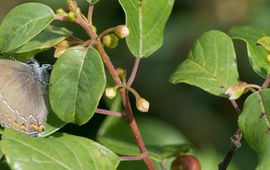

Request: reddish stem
left=230, top=100, right=241, bottom=115
left=75, top=15, right=122, bottom=85
left=127, top=58, right=140, bottom=87
left=123, top=93, right=155, bottom=170
left=262, top=74, right=270, bottom=89
left=68, top=3, right=155, bottom=169
left=119, top=155, right=144, bottom=161
left=87, top=4, right=94, bottom=25
left=220, top=77, right=270, bottom=169
left=96, top=108, right=123, bottom=117
left=54, top=14, right=66, bottom=20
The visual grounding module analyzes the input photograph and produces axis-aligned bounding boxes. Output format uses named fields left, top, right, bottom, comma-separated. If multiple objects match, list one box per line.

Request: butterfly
left=0, top=59, right=51, bottom=136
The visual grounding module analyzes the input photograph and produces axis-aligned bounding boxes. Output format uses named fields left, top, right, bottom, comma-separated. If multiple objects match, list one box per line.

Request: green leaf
left=170, top=30, right=239, bottom=97
left=229, top=26, right=270, bottom=78
left=238, top=89, right=270, bottom=170
left=39, top=110, right=66, bottom=137
left=86, top=0, right=100, bottom=4
left=50, top=47, right=106, bottom=125
left=1, top=129, right=119, bottom=170
left=257, top=37, right=270, bottom=52
left=0, top=3, right=54, bottom=52
left=11, top=25, right=72, bottom=53
left=118, top=0, right=174, bottom=58
left=97, top=115, right=189, bottom=162
left=0, top=149, right=3, bottom=160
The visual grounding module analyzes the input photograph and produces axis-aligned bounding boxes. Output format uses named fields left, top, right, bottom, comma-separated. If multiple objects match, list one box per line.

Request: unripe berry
left=267, top=54, right=270, bottom=63
left=67, top=11, right=76, bottom=21
left=102, top=34, right=119, bottom=49
left=56, top=8, right=66, bottom=15
left=91, top=25, right=97, bottom=33
left=116, top=68, right=126, bottom=77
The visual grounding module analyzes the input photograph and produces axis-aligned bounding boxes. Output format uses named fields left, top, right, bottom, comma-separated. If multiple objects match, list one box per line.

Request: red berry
left=171, top=155, right=201, bottom=170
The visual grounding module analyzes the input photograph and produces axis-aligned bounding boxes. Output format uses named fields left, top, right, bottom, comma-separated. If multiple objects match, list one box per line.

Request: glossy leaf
left=39, top=110, right=66, bottom=137
left=50, top=47, right=106, bottom=125
left=170, top=30, right=239, bottom=97
left=1, top=129, right=119, bottom=170
left=11, top=25, right=72, bottom=53
left=0, top=149, right=2, bottom=160
left=229, top=26, right=270, bottom=78
left=257, top=37, right=270, bottom=52
left=0, top=3, right=54, bottom=52
left=97, top=115, right=189, bottom=162
left=118, top=0, right=174, bottom=58
left=238, top=89, right=270, bottom=170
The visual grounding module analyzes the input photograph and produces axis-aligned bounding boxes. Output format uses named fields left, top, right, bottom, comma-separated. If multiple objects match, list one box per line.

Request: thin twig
left=67, top=2, right=155, bottom=169
left=219, top=77, right=270, bottom=169
left=81, top=39, right=94, bottom=47
left=127, top=58, right=140, bottom=87
left=54, top=14, right=66, bottom=21
left=218, top=100, right=242, bottom=170
left=218, top=129, right=242, bottom=170
left=262, top=74, right=270, bottom=89
left=70, top=35, right=84, bottom=43
left=230, top=100, right=241, bottom=115
left=81, top=27, right=117, bottom=47
left=160, top=160, right=167, bottom=170
left=98, top=27, right=117, bottom=39
left=87, top=4, right=94, bottom=25
left=96, top=108, right=123, bottom=117
left=119, top=155, right=144, bottom=161
left=74, top=13, right=122, bottom=85
left=123, top=93, right=155, bottom=170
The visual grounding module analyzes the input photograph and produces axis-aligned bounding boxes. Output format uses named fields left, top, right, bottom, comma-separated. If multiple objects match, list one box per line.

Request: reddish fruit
left=171, top=155, right=201, bottom=170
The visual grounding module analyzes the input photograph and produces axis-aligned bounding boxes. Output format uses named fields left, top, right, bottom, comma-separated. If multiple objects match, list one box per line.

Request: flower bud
left=267, top=54, right=270, bottom=63
left=91, top=25, right=97, bottom=33
left=257, top=37, right=270, bottom=52
left=67, top=11, right=76, bottom=21
left=67, top=0, right=78, bottom=11
left=171, top=155, right=201, bottom=170
left=102, top=34, right=119, bottom=49
left=116, top=68, right=126, bottom=77
left=136, top=97, right=149, bottom=112
left=54, top=40, right=69, bottom=58
left=105, top=87, right=117, bottom=99
left=56, top=8, right=66, bottom=15
left=115, top=25, right=129, bottom=38
left=225, top=81, right=248, bottom=100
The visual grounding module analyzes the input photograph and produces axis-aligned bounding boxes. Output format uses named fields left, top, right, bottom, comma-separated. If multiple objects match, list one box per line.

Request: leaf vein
left=5, top=137, right=72, bottom=170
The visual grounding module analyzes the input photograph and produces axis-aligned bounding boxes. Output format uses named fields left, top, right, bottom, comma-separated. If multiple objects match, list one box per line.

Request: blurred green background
left=1, top=0, right=270, bottom=169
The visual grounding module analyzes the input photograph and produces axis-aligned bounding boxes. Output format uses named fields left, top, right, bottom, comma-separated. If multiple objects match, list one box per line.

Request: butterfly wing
left=0, top=60, right=48, bottom=135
